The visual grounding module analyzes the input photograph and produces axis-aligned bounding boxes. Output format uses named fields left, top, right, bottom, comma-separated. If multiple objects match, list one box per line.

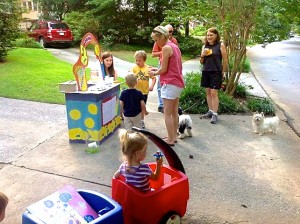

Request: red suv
left=28, top=20, right=73, bottom=48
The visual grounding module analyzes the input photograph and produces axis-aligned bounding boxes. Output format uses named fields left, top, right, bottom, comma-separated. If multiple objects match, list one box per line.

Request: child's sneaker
left=141, top=120, right=145, bottom=129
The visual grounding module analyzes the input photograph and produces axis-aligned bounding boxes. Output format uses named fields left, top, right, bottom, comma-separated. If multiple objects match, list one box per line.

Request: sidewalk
left=0, top=53, right=300, bottom=224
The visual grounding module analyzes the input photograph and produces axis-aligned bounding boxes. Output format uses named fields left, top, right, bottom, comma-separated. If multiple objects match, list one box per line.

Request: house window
left=33, top=2, right=37, bottom=11
left=27, top=1, right=32, bottom=11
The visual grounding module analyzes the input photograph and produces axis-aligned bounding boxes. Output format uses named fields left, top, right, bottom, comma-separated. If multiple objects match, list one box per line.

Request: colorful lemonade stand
left=60, top=33, right=121, bottom=144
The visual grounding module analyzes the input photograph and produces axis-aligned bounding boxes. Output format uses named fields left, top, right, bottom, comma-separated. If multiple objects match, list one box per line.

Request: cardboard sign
left=73, top=33, right=104, bottom=91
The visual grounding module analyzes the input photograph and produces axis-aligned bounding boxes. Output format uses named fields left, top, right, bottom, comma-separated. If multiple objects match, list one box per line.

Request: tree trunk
left=185, top=21, right=189, bottom=37
left=216, top=0, right=258, bottom=96
left=143, top=0, right=149, bottom=26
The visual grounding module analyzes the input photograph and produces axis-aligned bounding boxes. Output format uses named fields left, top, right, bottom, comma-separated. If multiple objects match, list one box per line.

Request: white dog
left=178, top=108, right=193, bottom=139
left=252, top=112, right=280, bottom=136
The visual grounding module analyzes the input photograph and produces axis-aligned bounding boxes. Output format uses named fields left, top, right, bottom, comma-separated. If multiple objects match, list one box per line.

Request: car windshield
left=49, top=23, right=69, bottom=29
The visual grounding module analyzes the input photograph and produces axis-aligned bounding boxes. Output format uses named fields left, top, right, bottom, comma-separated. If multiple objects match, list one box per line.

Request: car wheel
left=39, top=37, right=47, bottom=48
left=63, top=43, right=72, bottom=48
left=160, top=212, right=181, bottom=224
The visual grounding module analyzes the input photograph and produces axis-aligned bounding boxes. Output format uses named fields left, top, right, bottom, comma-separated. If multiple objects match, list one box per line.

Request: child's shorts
left=124, top=113, right=142, bottom=130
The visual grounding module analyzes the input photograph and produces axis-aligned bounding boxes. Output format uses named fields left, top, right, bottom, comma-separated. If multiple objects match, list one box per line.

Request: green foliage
left=252, top=0, right=291, bottom=43
left=234, top=83, right=247, bottom=98
left=64, top=11, right=101, bottom=44
left=88, top=0, right=173, bottom=45
left=12, top=37, right=43, bottom=49
left=0, top=0, right=21, bottom=62
left=190, top=25, right=207, bottom=37
left=34, top=0, right=90, bottom=20
left=247, top=97, right=276, bottom=116
left=218, top=92, right=244, bottom=114
left=228, top=56, right=251, bottom=73
left=179, top=72, right=244, bottom=114
left=177, top=36, right=203, bottom=57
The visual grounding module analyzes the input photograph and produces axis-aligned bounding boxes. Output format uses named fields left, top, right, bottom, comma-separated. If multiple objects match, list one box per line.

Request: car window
left=49, top=23, right=69, bottom=29
left=42, top=23, right=48, bottom=29
left=29, top=23, right=37, bottom=30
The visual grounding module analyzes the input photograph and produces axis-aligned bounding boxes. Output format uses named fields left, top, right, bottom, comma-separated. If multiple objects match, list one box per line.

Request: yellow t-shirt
left=131, top=65, right=155, bottom=95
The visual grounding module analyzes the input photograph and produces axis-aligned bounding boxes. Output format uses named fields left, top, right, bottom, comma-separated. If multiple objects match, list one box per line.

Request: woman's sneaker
left=201, top=110, right=213, bottom=119
left=210, top=114, right=218, bottom=124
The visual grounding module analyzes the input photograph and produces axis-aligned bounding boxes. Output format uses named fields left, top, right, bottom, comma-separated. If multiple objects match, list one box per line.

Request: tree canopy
left=0, top=0, right=21, bottom=62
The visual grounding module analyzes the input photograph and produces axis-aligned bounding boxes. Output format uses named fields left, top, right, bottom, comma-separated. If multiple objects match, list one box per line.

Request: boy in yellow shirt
left=131, top=50, right=156, bottom=129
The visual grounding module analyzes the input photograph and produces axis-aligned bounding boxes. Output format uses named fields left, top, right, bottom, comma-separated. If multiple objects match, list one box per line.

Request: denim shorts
left=161, top=84, right=183, bottom=100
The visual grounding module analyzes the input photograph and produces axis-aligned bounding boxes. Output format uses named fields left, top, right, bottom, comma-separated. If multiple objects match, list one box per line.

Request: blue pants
left=157, top=75, right=163, bottom=108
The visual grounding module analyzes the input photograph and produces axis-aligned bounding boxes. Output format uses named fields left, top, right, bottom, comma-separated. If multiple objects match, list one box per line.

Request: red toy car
left=28, top=20, right=73, bottom=48
left=112, top=128, right=189, bottom=224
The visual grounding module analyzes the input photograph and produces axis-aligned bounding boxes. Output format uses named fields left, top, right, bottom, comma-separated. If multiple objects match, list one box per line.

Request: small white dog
left=252, top=112, right=280, bottom=136
left=178, top=108, right=193, bottom=139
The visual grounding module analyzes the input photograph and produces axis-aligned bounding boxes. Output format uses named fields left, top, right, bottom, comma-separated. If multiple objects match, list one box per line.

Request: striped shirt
left=118, top=162, right=152, bottom=192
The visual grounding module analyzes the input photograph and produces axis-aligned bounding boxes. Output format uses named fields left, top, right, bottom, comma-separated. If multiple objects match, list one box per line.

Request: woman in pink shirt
left=149, top=26, right=185, bottom=146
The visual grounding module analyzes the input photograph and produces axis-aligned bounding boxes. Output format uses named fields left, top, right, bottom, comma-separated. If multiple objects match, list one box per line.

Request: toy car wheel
left=160, top=211, right=181, bottom=224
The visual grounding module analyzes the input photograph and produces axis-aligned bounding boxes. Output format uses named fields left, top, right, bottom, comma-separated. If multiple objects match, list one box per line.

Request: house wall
left=20, top=0, right=40, bottom=30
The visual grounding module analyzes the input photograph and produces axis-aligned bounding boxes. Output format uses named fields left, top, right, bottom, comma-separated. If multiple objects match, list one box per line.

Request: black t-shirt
left=119, top=89, right=144, bottom=117
left=202, top=42, right=222, bottom=72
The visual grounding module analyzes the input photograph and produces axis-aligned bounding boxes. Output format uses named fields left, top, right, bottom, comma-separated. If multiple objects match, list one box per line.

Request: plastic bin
left=22, top=189, right=123, bottom=224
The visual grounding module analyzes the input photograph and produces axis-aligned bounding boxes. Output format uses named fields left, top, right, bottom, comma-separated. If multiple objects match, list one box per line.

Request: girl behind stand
left=113, top=129, right=163, bottom=192
left=101, top=52, right=118, bottom=81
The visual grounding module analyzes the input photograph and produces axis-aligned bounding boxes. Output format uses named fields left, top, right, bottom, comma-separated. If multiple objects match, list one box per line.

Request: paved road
left=248, top=36, right=300, bottom=136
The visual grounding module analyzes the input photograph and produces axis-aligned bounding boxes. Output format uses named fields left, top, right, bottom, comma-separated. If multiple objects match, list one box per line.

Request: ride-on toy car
left=112, top=127, right=189, bottom=224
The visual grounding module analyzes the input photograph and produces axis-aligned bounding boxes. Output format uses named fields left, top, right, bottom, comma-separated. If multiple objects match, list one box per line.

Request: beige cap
left=153, top=26, right=169, bottom=37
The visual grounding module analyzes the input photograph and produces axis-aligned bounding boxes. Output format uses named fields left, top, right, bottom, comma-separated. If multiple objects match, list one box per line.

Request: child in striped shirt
left=113, top=129, right=163, bottom=192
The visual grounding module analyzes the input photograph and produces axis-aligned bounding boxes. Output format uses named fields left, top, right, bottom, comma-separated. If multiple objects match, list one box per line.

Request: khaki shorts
left=124, top=113, right=142, bottom=130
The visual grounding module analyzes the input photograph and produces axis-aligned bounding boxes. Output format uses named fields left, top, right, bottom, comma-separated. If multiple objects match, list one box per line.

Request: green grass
left=0, top=47, right=126, bottom=104
left=0, top=48, right=74, bottom=104
left=111, top=50, right=160, bottom=67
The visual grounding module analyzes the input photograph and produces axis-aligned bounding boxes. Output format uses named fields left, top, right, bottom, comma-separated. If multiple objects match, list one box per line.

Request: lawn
left=111, top=50, right=160, bottom=67
left=0, top=48, right=74, bottom=104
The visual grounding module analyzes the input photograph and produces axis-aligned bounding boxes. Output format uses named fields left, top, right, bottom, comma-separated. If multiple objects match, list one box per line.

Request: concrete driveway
left=0, top=47, right=300, bottom=224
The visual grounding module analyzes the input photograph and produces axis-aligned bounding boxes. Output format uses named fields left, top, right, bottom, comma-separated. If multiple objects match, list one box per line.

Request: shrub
left=177, top=36, right=203, bottom=57
left=228, top=56, right=251, bottom=73
left=246, top=97, right=276, bottom=115
left=179, top=72, right=245, bottom=114
left=234, top=82, right=247, bottom=98
left=12, top=37, right=43, bottom=48
left=0, top=0, right=21, bottom=62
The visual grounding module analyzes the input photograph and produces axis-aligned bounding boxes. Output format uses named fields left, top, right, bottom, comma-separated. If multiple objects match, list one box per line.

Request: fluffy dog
left=178, top=107, right=193, bottom=139
left=252, top=112, right=280, bottom=136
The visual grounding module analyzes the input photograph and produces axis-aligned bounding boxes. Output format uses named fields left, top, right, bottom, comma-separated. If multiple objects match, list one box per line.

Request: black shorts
left=201, top=71, right=222, bottom=90
left=142, top=94, right=148, bottom=104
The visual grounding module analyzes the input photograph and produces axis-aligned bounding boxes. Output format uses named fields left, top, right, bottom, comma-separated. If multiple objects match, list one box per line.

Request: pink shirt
left=152, top=37, right=178, bottom=61
left=160, top=41, right=185, bottom=88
